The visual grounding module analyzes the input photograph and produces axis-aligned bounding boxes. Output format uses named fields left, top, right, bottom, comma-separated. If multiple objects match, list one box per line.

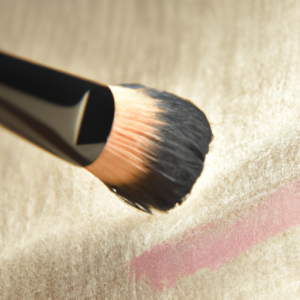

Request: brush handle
left=0, top=52, right=114, bottom=166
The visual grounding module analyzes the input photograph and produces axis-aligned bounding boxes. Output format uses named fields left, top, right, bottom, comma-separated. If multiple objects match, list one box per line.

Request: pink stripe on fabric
left=129, top=179, right=300, bottom=291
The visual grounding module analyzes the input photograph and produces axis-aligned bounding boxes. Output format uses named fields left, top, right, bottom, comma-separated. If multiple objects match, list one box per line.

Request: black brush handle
left=0, top=52, right=115, bottom=165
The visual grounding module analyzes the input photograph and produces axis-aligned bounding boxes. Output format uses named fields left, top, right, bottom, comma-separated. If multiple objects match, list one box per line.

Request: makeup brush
left=0, top=52, right=212, bottom=213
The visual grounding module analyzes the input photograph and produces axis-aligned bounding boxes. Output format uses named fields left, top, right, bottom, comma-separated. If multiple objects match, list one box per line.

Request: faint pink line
left=129, top=179, right=300, bottom=291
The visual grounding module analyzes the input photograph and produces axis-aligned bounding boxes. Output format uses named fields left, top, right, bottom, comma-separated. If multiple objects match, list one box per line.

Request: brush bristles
left=86, top=85, right=212, bottom=213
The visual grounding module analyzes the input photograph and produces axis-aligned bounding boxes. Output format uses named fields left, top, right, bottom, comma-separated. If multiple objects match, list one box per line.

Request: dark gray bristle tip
left=110, top=85, right=212, bottom=213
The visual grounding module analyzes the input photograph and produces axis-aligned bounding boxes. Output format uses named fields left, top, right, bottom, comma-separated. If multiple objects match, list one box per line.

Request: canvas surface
left=1, top=0, right=300, bottom=298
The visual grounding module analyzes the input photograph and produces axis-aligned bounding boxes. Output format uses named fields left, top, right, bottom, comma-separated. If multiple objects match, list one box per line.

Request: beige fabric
left=1, top=0, right=300, bottom=298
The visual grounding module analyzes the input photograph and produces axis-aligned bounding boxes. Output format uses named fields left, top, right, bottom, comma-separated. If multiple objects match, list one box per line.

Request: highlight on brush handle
left=0, top=52, right=115, bottom=166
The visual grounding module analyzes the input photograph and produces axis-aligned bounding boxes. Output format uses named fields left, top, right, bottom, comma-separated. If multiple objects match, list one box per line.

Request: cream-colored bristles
left=85, top=85, right=163, bottom=187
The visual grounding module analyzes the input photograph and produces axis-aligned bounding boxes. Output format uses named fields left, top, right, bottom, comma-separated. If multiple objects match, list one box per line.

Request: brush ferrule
left=0, top=52, right=114, bottom=166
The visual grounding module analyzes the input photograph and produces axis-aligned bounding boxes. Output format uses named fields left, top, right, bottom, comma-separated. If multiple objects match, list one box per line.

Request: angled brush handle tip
left=0, top=52, right=115, bottom=166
